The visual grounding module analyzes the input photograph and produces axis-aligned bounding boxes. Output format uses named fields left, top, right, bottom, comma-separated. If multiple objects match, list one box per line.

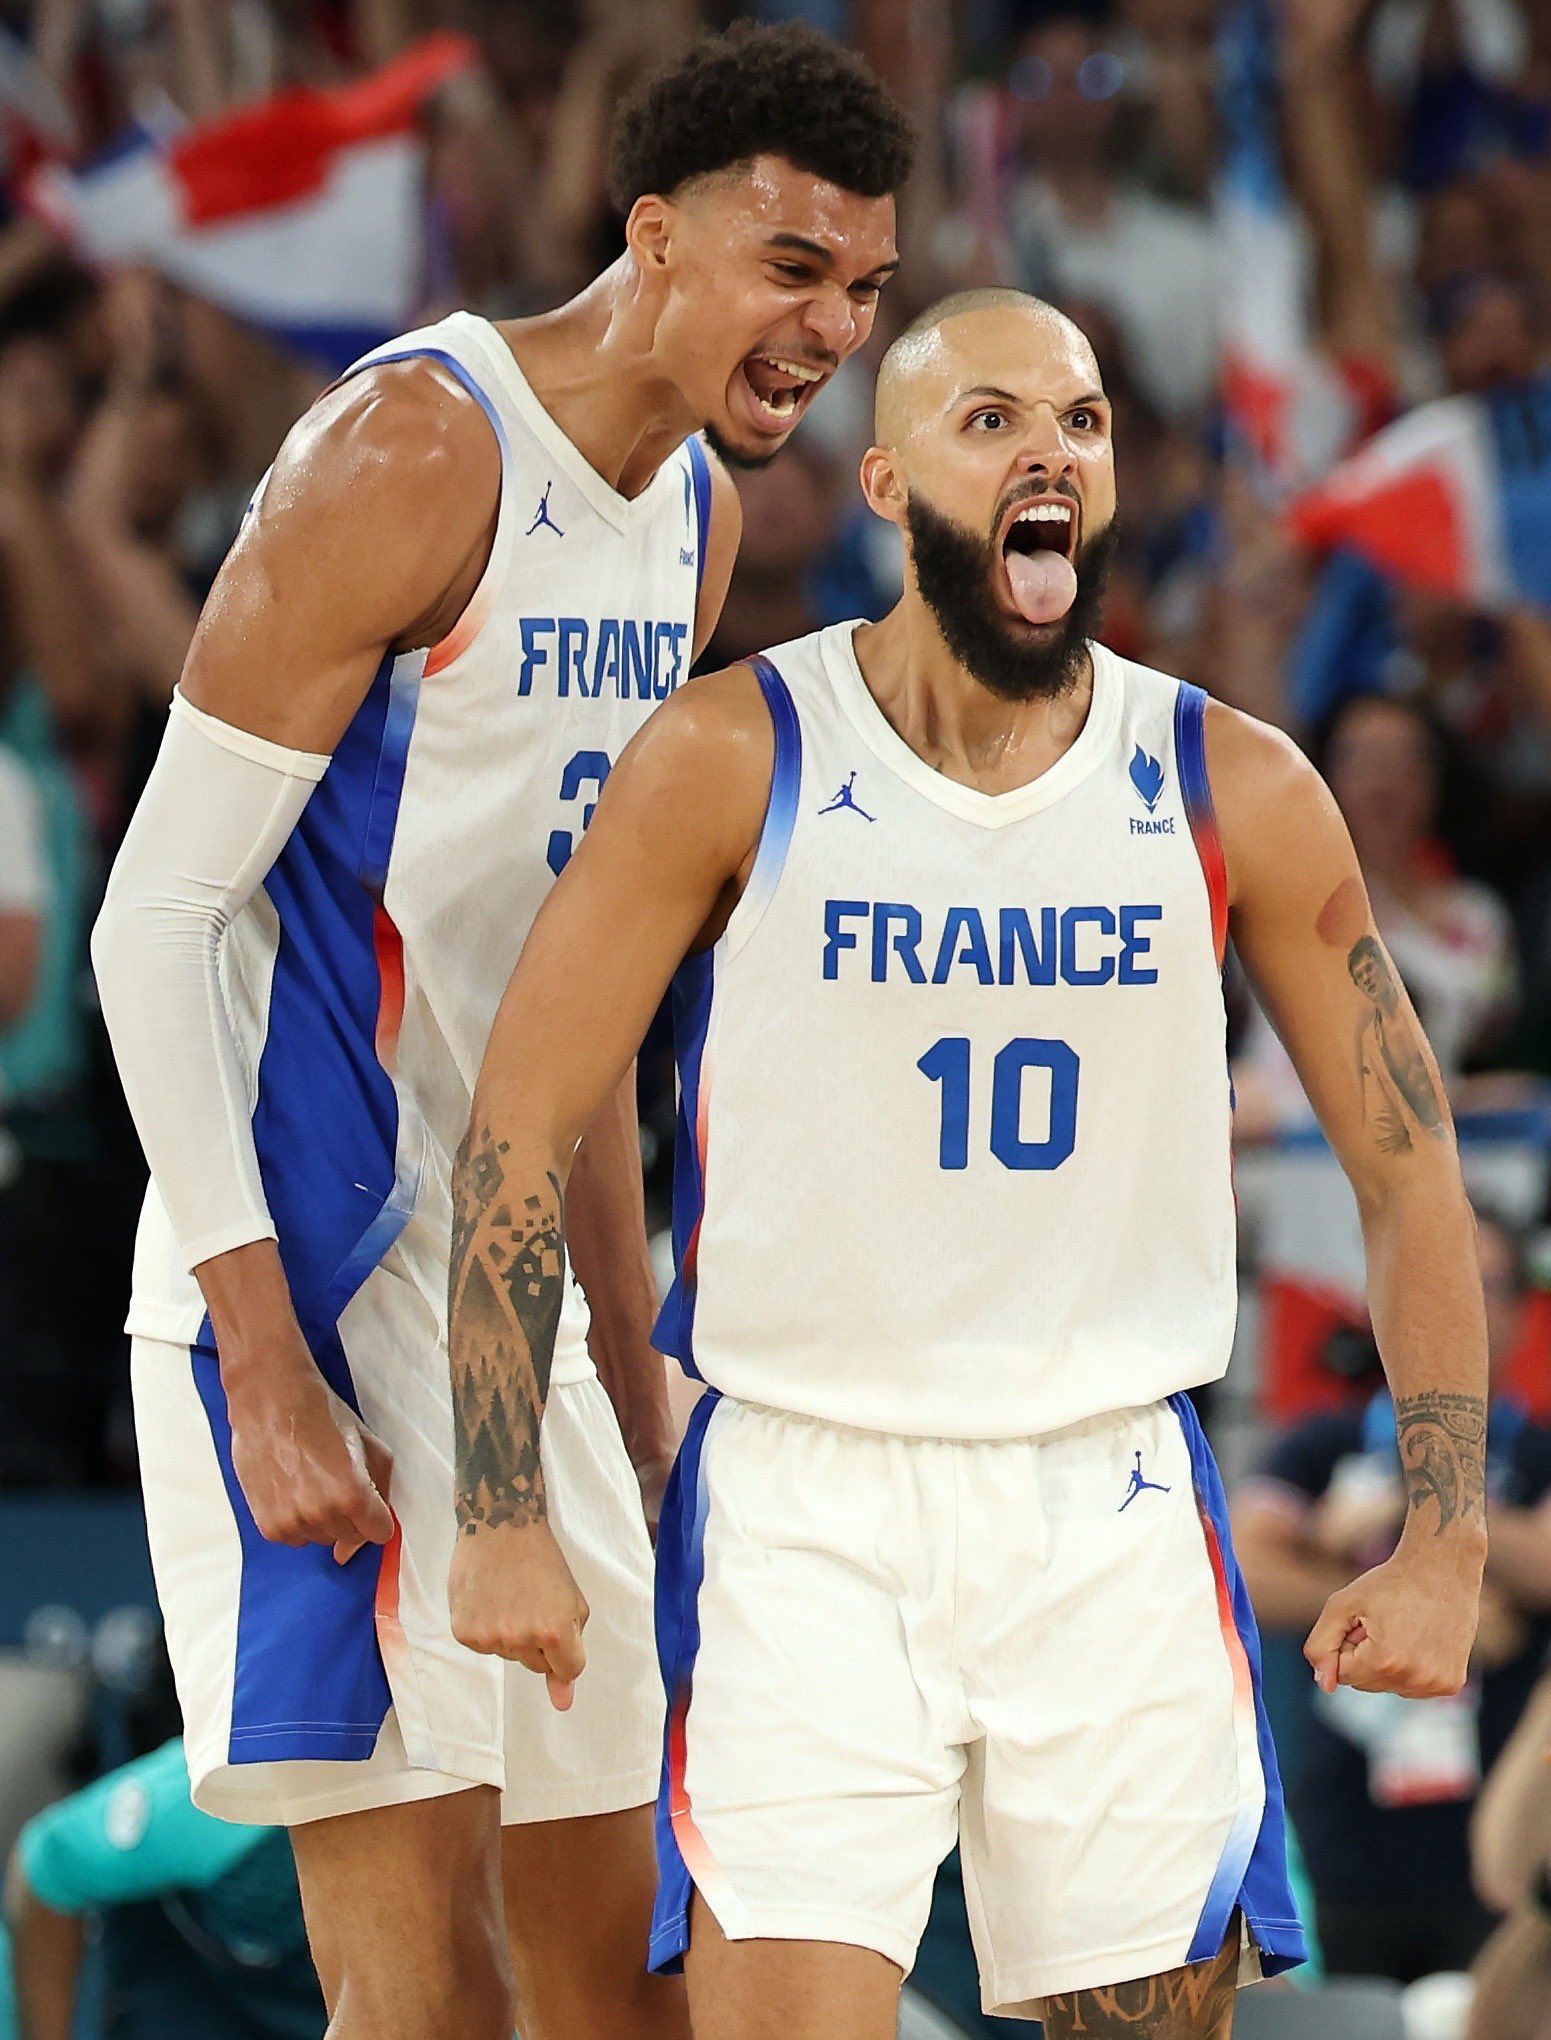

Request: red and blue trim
left=653, top=656, right=802, bottom=1376
left=1170, top=1392, right=1308, bottom=1975
left=1173, top=683, right=1228, bottom=968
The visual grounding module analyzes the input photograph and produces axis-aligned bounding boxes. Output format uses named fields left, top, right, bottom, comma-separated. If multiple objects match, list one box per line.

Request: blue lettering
left=999, top=906, right=1057, bottom=986
left=592, top=618, right=621, bottom=698
left=1059, top=905, right=1116, bottom=986
left=557, top=616, right=588, bottom=698
left=621, top=619, right=651, bottom=699
left=872, top=903, right=925, bottom=984
left=518, top=617, right=555, bottom=695
left=656, top=622, right=688, bottom=699
left=822, top=900, right=867, bottom=980
left=932, top=907, right=994, bottom=986
left=1119, top=904, right=1162, bottom=985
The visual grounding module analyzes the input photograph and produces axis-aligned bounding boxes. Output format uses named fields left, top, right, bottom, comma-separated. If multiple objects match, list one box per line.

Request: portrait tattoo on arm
left=448, top=1121, right=565, bottom=1534
left=1347, top=934, right=1446, bottom=1156
left=1394, top=1390, right=1487, bottom=1536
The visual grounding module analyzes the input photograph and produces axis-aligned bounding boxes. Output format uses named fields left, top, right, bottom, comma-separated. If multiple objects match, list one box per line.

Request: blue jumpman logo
left=526, top=481, right=563, bottom=537
left=817, top=771, right=875, bottom=821
left=1118, top=1451, right=1171, bottom=1512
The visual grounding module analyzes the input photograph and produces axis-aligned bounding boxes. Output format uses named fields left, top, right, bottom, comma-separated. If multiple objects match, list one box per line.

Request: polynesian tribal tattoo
left=1395, top=1390, right=1488, bottom=1537
left=448, top=1121, right=564, bottom=1534
left=1347, top=934, right=1447, bottom=1156
left=1040, top=1934, right=1238, bottom=2037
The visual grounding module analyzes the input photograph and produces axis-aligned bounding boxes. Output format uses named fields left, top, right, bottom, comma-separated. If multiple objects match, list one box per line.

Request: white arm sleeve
left=91, top=691, right=331, bottom=1273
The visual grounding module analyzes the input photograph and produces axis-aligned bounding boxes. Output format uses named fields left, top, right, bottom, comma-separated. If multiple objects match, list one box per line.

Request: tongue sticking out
left=1006, top=548, right=1078, bottom=625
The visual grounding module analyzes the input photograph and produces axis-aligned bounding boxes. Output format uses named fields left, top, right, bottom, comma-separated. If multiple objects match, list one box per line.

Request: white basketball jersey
left=655, top=622, right=1237, bottom=1439
left=129, top=311, right=709, bottom=1379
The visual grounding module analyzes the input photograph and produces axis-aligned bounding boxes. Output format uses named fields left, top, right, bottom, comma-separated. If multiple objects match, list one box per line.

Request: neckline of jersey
left=821, top=621, right=1122, bottom=829
left=458, top=313, right=675, bottom=534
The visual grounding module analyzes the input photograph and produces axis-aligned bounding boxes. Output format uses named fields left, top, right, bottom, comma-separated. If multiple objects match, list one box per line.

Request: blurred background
left=0, top=0, right=1549, bottom=2034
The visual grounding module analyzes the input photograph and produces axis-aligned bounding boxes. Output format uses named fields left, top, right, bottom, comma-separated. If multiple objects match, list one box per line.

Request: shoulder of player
left=606, top=664, right=774, bottom=853
left=266, top=357, right=500, bottom=529
left=1201, top=697, right=1345, bottom=903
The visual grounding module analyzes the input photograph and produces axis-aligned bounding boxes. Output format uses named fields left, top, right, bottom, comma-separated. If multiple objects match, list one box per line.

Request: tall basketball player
left=448, top=292, right=1488, bottom=2039
left=90, top=26, right=911, bottom=2040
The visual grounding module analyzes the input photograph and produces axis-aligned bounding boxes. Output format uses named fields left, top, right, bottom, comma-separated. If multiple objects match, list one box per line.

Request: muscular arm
left=93, top=359, right=501, bottom=1556
left=447, top=666, right=772, bottom=1677
left=1214, top=705, right=1487, bottom=1694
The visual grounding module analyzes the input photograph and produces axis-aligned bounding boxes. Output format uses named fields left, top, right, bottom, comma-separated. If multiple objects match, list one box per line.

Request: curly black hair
left=608, top=22, right=915, bottom=215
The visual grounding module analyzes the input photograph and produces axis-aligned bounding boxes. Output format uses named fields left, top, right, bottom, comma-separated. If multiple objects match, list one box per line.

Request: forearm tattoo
left=1348, top=934, right=1446, bottom=1156
left=448, top=1121, right=564, bottom=1533
left=1040, top=1935, right=1238, bottom=2036
left=1395, top=1390, right=1487, bottom=1536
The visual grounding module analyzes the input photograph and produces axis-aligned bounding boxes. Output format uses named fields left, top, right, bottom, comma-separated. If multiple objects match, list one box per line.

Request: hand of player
left=1305, top=1533, right=1483, bottom=1698
left=448, top=1519, right=589, bottom=1711
left=226, top=1351, right=395, bottom=1566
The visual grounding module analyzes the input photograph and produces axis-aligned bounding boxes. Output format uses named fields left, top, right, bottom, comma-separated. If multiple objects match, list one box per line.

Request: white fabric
left=124, top=312, right=702, bottom=1376
left=132, top=1334, right=660, bottom=1828
left=674, top=1396, right=1269, bottom=2013
left=91, top=690, right=328, bottom=1273
left=0, top=745, right=46, bottom=914
left=679, top=625, right=1237, bottom=1440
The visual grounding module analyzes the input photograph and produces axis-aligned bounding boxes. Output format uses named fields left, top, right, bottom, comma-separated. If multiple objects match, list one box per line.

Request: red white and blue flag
left=1291, top=380, right=1551, bottom=610
left=20, top=33, right=476, bottom=369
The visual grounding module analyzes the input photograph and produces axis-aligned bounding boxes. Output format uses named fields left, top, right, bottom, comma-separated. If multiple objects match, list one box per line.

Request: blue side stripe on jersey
left=1170, top=1392, right=1309, bottom=1975
left=192, top=639, right=428, bottom=1765
left=649, top=1388, right=722, bottom=1974
left=365, top=346, right=512, bottom=459
left=687, top=437, right=712, bottom=599
left=653, top=655, right=802, bottom=1374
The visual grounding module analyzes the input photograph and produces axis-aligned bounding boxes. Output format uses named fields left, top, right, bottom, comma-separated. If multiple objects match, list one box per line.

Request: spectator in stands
left=1468, top=1662, right=1551, bottom=2040
left=1233, top=1205, right=1551, bottom=1982
left=3, top=1736, right=323, bottom=2038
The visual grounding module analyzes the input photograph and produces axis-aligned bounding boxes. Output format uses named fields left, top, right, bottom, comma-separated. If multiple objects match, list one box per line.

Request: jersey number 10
left=917, top=1036, right=1079, bottom=1171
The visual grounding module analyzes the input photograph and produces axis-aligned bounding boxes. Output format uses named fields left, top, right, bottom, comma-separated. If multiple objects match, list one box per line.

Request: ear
left=625, top=194, right=675, bottom=275
left=859, top=444, right=906, bottom=527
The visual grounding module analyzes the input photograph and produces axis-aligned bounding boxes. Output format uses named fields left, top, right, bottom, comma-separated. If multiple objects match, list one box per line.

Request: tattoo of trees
left=1040, top=1934, right=1238, bottom=2036
left=1394, top=1391, right=1487, bottom=1536
left=1348, top=934, right=1446, bottom=1155
left=448, top=1120, right=565, bottom=1534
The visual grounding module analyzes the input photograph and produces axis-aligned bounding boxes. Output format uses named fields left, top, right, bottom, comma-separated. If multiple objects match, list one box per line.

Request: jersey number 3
left=918, top=1036, right=1079, bottom=1171
left=546, top=750, right=612, bottom=876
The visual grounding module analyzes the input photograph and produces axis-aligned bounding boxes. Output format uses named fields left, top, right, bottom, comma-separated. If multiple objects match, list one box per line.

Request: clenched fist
left=449, top=1519, right=590, bottom=1711
left=1306, top=1532, right=1484, bottom=1698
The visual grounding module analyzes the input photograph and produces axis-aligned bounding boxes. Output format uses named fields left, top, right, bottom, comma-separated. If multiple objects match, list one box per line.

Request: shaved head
left=873, top=290, right=1097, bottom=446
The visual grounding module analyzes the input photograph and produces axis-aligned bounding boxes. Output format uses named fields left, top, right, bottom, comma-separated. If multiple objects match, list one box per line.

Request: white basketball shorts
left=649, top=1392, right=1307, bottom=2016
left=132, top=1314, right=661, bottom=1829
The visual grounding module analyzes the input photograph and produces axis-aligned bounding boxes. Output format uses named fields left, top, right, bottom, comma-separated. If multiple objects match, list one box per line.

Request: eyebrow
left=765, top=231, right=900, bottom=278
left=956, top=385, right=1110, bottom=408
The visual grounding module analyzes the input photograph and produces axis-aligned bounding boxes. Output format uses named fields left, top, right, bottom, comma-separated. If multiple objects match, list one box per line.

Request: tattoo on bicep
left=448, top=1120, right=565, bottom=1533
left=1040, top=1934, right=1238, bottom=2035
left=1348, top=934, right=1446, bottom=1152
left=1394, top=1391, right=1487, bottom=1536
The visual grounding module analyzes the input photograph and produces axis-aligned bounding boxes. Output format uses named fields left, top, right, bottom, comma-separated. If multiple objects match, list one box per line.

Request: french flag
left=1290, top=380, right=1551, bottom=609
left=1215, top=0, right=1356, bottom=491
left=21, top=33, right=477, bottom=370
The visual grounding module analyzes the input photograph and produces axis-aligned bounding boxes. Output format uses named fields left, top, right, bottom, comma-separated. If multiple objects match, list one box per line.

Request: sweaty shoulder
left=599, top=662, right=776, bottom=883
left=1201, top=698, right=1347, bottom=911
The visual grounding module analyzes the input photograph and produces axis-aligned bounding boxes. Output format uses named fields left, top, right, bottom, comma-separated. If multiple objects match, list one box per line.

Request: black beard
left=904, top=492, right=1117, bottom=702
left=702, top=419, right=780, bottom=472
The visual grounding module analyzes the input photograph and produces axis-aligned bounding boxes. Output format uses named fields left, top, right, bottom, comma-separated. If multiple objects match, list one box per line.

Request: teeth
left=759, top=357, right=824, bottom=384
left=757, top=388, right=799, bottom=418
left=1016, top=504, right=1072, bottom=522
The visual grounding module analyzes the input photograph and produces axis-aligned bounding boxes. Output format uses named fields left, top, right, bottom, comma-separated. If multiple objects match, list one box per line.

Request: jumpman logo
left=1118, top=1451, right=1171, bottom=1512
left=817, top=771, right=875, bottom=822
left=526, top=482, right=563, bottom=538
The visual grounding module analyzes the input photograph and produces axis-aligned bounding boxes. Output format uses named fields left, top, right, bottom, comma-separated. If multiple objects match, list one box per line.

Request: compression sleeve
left=90, top=691, right=330, bottom=1272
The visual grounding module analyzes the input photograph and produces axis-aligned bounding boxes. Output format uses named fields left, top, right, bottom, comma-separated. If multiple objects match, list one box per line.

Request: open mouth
left=737, top=352, right=827, bottom=431
left=996, top=492, right=1081, bottom=626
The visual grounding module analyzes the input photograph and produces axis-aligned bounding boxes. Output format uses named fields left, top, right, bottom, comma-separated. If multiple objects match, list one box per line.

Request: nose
left=800, top=285, right=863, bottom=364
left=1014, top=407, right=1077, bottom=480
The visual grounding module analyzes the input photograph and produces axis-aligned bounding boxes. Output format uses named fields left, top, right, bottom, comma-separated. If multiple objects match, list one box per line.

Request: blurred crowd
left=0, top=0, right=1548, bottom=2030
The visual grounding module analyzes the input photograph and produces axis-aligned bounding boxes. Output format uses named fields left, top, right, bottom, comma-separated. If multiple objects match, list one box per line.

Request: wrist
left=1397, top=1512, right=1488, bottom=1576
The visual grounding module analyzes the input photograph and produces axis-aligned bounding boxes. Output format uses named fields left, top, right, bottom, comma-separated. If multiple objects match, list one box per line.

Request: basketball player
left=89, top=25, right=911, bottom=2040
left=449, top=291, right=1489, bottom=2038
